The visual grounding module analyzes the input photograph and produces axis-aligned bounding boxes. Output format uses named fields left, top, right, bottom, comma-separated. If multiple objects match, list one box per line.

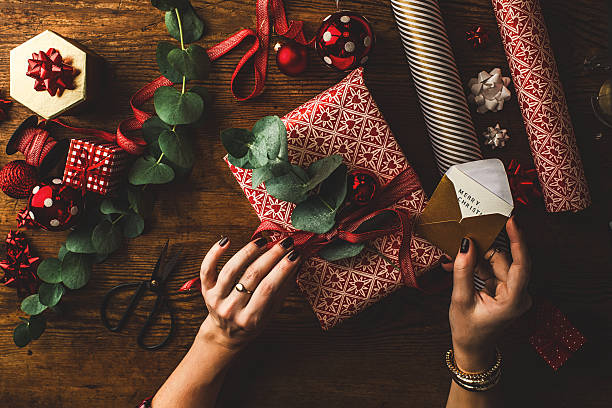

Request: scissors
left=100, top=241, right=180, bottom=350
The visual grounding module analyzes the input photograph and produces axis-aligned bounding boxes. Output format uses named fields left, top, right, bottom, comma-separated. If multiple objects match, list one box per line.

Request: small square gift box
left=10, top=30, right=103, bottom=119
left=227, top=68, right=446, bottom=329
left=62, top=139, right=128, bottom=195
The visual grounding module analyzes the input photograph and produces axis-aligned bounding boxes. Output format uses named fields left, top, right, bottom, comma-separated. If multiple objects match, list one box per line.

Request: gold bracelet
left=445, top=348, right=502, bottom=392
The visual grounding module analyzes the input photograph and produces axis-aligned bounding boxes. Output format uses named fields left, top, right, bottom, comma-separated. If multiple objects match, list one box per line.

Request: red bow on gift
left=506, top=159, right=542, bottom=207
left=180, top=167, right=424, bottom=292
left=26, top=48, right=78, bottom=96
left=0, top=230, right=40, bottom=296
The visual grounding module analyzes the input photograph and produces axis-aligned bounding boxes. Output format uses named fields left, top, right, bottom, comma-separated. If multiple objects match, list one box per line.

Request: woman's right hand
left=446, top=216, right=532, bottom=372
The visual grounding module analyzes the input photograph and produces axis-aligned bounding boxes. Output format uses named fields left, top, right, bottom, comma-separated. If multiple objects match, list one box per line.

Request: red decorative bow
left=0, top=230, right=40, bottom=296
left=26, top=48, right=78, bottom=97
left=16, top=207, right=36, bottom=229
left=506, top=159, right=542, bottom=207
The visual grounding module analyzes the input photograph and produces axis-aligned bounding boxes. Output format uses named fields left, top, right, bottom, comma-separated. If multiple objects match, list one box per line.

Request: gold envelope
left=415, top=159, right=514, bottom=256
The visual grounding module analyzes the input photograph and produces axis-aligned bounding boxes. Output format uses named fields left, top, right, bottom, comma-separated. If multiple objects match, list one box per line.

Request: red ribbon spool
left=5, top=115, right=68, bottom=175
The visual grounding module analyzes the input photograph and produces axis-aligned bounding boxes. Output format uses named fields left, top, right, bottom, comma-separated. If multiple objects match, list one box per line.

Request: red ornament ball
left=275, top=42, right=308, bottom=76
left=316, top=11, right=374, bottom=71
left=0, top=160, right=38, bottom=199
left=27, top=178, right=83, bottom=231
left=347, top=171, right=379, bottom=205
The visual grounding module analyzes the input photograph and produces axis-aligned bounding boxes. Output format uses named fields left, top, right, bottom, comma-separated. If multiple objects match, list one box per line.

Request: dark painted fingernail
left=460, top=238, right=470, bottom=253
left=441, top=256, right=453, bottom=264
left=281, top=236, right=294, bottom=249
left=288, top=250, right=299, bottom=261
left=254, top=237, right=267, bottom=247
left=219, top=236, right=229, bottom=247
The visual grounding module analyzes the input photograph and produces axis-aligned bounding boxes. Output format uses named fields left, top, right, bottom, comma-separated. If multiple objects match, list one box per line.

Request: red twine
left=506, top=159, right=542, bottom=207
left=0, top=160, right=38, bottom=199
left=0, top=230, right=40, bottom=296
left=26, top=48, right=78, bottom=96
left=13, top=126, right=59, bottom=168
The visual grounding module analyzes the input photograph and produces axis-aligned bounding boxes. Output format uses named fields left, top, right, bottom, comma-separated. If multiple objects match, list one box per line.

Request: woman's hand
left=446, top=216, right=532, bottom=372
left=199, top=236, right=301, bottom=351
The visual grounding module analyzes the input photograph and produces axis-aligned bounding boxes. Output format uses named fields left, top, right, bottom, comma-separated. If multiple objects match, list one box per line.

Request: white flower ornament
left=467, top=68, right=511, bottom=113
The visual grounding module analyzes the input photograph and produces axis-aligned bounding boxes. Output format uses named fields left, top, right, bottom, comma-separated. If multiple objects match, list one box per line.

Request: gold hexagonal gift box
left=10, top=30, right=102, bottom=119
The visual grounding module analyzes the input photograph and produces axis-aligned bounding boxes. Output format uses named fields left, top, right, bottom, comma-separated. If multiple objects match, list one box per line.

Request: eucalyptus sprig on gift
left=12, top=0, right=211, bottom=347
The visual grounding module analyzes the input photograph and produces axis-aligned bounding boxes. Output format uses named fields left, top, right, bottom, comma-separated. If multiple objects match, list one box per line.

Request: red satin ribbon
left=27, top=48, right=77, bottom=96
left=261, top=168, right=424, bottom=286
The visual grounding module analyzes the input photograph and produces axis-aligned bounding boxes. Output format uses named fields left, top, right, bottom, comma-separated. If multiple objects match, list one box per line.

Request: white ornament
left=467, top=68, right=512, bottom=113
left=482, top=123, right=510, bottom=149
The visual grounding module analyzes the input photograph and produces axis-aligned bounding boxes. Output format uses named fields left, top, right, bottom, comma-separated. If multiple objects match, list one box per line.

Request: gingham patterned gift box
left=227, top=68, right=446, bottom=329
left=62, top=138, right=128, bottom=195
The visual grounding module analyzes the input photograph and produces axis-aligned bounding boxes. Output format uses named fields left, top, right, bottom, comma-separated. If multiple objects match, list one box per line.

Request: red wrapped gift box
left=62, top=138, right=128, bottom=195
left=227, top=68, right=445, bottom=329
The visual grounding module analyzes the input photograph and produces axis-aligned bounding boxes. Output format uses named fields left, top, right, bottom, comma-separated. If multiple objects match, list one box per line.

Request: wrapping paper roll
left=390, top=0, right=483, bottom=175
left=492, top=0, right=591, bottom=212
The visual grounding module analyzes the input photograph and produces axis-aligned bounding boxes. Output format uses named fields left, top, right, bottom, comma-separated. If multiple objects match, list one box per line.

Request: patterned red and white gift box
left=227, top=68, right=445, bottom=329
left=62, top=138, right=128, bottom=195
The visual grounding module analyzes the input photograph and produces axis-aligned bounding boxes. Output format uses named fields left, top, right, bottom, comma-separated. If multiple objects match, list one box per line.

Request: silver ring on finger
left=235, top=282, right=254, bottom=295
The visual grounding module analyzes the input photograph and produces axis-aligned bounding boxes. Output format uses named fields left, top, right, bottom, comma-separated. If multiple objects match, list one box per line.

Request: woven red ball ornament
left=0, top=160, right=38, bottom=199
left=347, top=171, right=379, bottom=205
left=316, top=11, right=375, bottom=71
left=28, top=178, right=83, bottom=231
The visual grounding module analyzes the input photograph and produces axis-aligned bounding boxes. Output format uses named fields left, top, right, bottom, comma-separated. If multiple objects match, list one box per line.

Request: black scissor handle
left=137, top=295, right=175, bottom=351
left=100, top=281, right=147, bottom=332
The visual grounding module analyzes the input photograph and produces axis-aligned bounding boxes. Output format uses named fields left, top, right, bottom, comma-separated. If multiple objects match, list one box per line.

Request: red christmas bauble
left=0, top=160, right=38, bottom=199
left=27, top=178, right=83, bottom=231
left=347, top=171, right=379, bottom=205
left=315, top=11, right=374, bottom=71
left=275, top=42, right=308, bottom=76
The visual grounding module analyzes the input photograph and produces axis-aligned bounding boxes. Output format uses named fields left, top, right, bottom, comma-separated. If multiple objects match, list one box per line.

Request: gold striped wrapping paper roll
left=390, top=0, right=483, bottom=175
left=492, top=0, right=591, bottom=212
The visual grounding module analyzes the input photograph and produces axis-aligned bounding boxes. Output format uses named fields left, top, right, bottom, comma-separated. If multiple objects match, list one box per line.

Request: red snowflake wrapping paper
left=492, top=0, right=591, bottom=212
left=62, top=138, right=128, bottom=195
left=227, top=68, right=445, bottom=329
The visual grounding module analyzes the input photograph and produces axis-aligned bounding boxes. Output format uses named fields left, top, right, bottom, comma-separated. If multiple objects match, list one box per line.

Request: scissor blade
left=159, top=249, right=182, bottom=283
left=151, top=241, right=170, bottom=281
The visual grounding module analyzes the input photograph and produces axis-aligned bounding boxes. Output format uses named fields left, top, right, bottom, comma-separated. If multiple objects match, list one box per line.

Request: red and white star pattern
left=492, top=0, right=591, bottom=212
left=227, top=68, right=444, bottom=329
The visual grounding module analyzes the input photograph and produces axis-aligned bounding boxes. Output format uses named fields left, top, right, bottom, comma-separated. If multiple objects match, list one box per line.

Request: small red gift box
left=62, top=139, right=128, bottom=195
left=227, top=68, right=445, bottom=329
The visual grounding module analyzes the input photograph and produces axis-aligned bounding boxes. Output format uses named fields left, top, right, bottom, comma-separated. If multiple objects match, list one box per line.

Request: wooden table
left=0, top=0, right=609, bottom=406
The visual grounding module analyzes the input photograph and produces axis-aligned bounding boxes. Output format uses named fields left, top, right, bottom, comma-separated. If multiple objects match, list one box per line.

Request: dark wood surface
left=0, top=0, right=610, bottom=406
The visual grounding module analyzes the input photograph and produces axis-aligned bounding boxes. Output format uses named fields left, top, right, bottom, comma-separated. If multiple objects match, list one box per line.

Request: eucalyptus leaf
left=28, top=314, right=46, bottom=340
left=156, top=41, right=183, bottom=83
left=318, top=240, right=366, bottom=261
left=189, top=86, right=212, bottom=124
left=100, top=199, right=129, bottom=215
left=167, top=44, right=211, bottom=80
left=252, top=116, right=286, bottom=160
left=37, top=258, right=62, bottom=284
left=38, top=282, right=64, bottom=307
left=227, top=153, right=254, bottom=169
left=305, top=155, right=343, bottom=190
left=93, top=252, right=110, bottom=264
left=129, top=156, right=175, bottom=185
left=291, top=195, right=337, bottom=234
left=246, top=141, right=269, bottom=168
left=251, top=160, right=291, bottom=188
left=58, top=244, right=69, bottom=262
left=21, top=294, right=47, bottom=316
left=92, top=220, right=123, bottom=254
left=127, top=187, right=154, bottom=217
left=122, top=213, right=145, bottom=239
left=318, top=163, right=348, bottom=209
left=220, top=128, right=254, bottom=159
left=13, top=323, right=30, bottom=347
left=154, top=86, right=204, bottom=125
left=165, top=5, right=205, bottom=44
left=142, top=116, right=170, bottom=156
left=151, top=0, right=188, bottom=11
left=159, top=128, right=195, bottom=168
left=66, top=226, right=96, bottom=254
left=265, top=165, right=310, bottom=203
left=61, top=252, right=93, bottom=290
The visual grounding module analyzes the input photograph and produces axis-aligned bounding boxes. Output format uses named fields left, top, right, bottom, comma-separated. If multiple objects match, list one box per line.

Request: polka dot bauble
left=27, top=178, right=83, bottom=231
left=0, top=160, right=38, bottom=199
left=315, top=11, right=374, bottom=71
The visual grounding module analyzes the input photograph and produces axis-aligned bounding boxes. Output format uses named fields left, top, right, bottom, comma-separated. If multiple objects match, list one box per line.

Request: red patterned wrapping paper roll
left=492, top=0, right=591, bottom=212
